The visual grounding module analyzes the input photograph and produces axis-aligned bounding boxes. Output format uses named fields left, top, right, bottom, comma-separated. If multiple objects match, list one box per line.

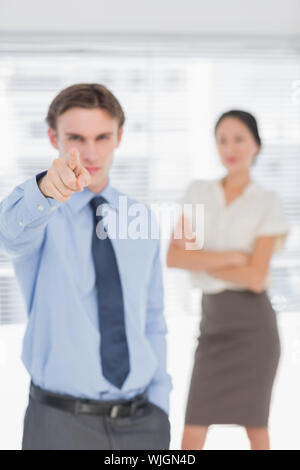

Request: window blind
left=0, top=33, right=299, bottom=323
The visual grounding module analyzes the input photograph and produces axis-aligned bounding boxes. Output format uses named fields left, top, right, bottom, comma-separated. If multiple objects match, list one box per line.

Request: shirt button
left=37, top=205, right=44, bottom=211
left=50, top=206, right=57, bottom=212
left=18, top=221, right=24, bottom=227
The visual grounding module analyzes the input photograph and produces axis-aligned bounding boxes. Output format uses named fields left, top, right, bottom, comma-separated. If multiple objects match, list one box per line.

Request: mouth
left=85, top=167, right=101, bottom=175
left=226, top=157, right=238, bottom=164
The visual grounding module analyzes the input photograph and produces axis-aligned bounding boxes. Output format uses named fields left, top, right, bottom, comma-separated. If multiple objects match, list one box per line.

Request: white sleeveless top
left=181, top=178, right=290, bottom=294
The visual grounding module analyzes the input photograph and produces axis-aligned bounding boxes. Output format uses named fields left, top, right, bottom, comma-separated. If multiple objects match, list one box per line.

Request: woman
left=167, top=110, right=290, bottom=450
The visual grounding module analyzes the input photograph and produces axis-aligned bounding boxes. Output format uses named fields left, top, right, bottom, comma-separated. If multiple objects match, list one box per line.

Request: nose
left=223, top=143, right=237, bottom=156
left=81, top=141, right=99, bottom=164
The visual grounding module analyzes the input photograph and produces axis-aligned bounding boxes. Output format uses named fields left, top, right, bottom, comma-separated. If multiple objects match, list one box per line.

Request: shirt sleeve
left=180, top=179, right=202, bottom=206
left=144, top=234, right=173, bottom=416
left=0, top=172, right=62, bottom=259
left=256, top=191, right=290, bottom=253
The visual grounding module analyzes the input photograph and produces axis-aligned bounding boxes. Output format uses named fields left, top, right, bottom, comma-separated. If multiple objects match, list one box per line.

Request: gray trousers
left=21, top=393, right=170, bottom=450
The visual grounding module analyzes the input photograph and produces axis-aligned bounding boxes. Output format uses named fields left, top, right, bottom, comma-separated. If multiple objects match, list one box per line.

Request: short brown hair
left=46, top=83, right=125, bottom=130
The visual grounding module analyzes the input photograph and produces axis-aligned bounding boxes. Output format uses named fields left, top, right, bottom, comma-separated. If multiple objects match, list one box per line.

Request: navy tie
left=89, top=195, right=130, bottom=389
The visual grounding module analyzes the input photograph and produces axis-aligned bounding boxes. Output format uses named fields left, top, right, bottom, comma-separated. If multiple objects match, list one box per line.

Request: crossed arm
left=167, top=215, right=277, bottom=293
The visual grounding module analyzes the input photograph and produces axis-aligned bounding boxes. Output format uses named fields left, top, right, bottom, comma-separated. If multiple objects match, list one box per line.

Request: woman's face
left=215, top=117, right=260, bottom=174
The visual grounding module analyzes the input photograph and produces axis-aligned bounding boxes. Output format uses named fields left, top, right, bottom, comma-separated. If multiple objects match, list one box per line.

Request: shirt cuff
left=24, top=171, right=62, bottom=219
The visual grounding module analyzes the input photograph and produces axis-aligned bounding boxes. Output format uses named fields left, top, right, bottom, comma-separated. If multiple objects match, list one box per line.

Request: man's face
left=48, top=107, right=123, bottom=192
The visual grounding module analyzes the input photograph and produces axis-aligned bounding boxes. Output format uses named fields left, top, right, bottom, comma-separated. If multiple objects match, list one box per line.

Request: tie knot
left=89, top=196, right=109, bottom=216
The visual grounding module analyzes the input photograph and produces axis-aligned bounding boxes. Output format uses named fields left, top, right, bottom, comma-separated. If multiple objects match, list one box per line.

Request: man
left=0, top=83, right=172, bottom=450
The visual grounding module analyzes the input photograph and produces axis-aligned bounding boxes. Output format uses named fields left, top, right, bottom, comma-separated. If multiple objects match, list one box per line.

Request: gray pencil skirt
left=184, top=289, right=281, bottom=427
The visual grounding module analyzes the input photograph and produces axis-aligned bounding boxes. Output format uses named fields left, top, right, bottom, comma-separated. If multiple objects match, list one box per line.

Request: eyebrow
left=65, top=132, right=113, bottom=138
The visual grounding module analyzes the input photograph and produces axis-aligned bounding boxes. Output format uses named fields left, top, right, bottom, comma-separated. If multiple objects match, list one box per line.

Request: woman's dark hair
left=214, top=110, right=262, bottom=161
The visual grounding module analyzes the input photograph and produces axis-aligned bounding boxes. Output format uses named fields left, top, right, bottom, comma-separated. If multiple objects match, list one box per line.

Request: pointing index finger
left=66, top=148, right=81, bottom=172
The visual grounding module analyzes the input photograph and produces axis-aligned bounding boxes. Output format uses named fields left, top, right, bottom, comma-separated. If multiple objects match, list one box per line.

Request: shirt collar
left=215, top=177, right=257, bottom=198
left=66, top=177, right=120, bottom=213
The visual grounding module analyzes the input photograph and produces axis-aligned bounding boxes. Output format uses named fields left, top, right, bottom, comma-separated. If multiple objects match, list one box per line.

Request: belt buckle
left=110, top=404, right=120, bottom=418
left=130, top=400, right=138, bottom=416
left=74, top=399, right=82, bottom=415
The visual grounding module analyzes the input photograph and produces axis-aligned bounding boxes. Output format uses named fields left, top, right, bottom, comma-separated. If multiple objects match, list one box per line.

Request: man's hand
left=38, top=149, right=91, bottom=202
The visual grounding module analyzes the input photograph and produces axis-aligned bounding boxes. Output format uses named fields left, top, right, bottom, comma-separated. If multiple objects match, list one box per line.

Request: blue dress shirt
left=0, top=173, right=172, bottom=414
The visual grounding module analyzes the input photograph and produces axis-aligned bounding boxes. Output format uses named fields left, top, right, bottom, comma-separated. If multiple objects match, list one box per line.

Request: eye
left=69, top=135, right=82, bottom=141
left=97, top=135, right=109, bottom=140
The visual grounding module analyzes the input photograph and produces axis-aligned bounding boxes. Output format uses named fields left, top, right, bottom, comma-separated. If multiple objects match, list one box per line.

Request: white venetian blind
left=0, top=33, right=299, bottom=323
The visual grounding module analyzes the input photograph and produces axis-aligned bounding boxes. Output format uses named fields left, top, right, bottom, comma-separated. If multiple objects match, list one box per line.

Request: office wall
left=0, top=0, right=299, bottom=35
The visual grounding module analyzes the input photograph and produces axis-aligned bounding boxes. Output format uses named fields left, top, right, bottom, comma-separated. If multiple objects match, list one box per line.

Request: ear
left=253, top=143, right=260, bottom=157
left=48, top=127, right=59, bottom=150
left=115, top=126, right=124, bottom=149
left=251, top=144, right=260, bottom=165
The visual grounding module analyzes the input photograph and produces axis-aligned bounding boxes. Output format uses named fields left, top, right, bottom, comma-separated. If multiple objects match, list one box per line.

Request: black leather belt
left=29, top=381, right=148, bottom=418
